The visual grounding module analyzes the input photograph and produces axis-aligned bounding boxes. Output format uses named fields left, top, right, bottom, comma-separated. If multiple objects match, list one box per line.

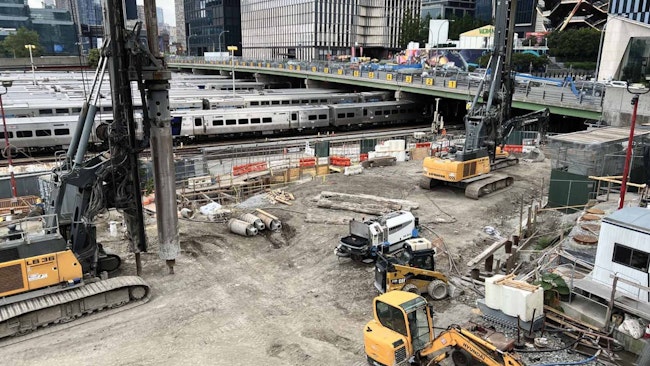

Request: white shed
left=593, top=207, right=650, bottom=301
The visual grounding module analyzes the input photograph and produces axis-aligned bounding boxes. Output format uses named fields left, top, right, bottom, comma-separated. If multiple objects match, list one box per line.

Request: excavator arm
left=420, top=325, right=524, bottom=366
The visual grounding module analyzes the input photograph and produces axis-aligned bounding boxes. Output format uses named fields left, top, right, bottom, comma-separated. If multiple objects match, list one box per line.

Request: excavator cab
left=364, top=291, right=434, bottom=366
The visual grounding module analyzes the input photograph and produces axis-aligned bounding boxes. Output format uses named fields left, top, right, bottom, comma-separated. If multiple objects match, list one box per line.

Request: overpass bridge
left=168, top=57, right=604, bottom=121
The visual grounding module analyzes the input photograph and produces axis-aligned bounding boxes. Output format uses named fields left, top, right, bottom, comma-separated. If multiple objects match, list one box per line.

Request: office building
left=422, top=0, right=474, bottom=20
left=596, top=2, right=650, bottom=82
left=0, top=0, right=76, bottom=54
left=184, top=0, right=240, bottom=56
left=175, top=0, right=185, bottom=52
left=473, top=0, right=538, bottom=35
left=241, top=0, right=419, bottom=60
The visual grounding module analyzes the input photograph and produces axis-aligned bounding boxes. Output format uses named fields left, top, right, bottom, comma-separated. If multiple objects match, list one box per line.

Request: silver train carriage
left=166, top=99, right=428, bottom=139
left=0, top=114, right=113, bottom=154
left=2, top=90, right=394, bottom=117
left=0, top=99, right=426, bottom=154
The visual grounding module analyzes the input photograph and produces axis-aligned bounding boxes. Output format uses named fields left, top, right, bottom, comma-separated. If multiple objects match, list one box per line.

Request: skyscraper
left=184, top=0, right=240, bottom=56
left=240, top=0, right=419, bottom=60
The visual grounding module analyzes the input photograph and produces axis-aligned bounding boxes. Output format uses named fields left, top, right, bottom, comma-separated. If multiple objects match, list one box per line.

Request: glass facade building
left=421, top=0, right=474, bottom=20
left=240, top=0, right=419, bottom=60
left=184, top=0, right=241, bottom=56
left=0, top=0, right=30, bottom=30
left=30, top=8, right=76, bottom=54
left=0, top=0, right=76, bottom=55
left=610, top=0, right=650, bottom=24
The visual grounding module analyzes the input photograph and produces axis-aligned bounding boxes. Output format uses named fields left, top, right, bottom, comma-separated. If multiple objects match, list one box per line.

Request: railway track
left=0, top=126, right=436, bottom=170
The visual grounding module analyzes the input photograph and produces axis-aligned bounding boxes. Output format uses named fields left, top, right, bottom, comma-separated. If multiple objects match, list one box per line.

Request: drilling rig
left=420, top=0, right=549, bottom=199
left=0, top=0, right=179, bottom=338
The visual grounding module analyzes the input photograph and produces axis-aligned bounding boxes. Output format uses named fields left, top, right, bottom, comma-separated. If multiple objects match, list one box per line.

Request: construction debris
left=266, top=189, right=295, bottom=205
left=255, top=209, right=282, bottom=231
left=304, top=214, right=351, bottom=225
left=314, top=191, right=419, bottom=215
left=239, top=213, right=266, bottom=231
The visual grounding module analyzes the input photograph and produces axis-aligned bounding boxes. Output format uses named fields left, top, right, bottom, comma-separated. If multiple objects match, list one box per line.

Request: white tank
left=500, top=284, right=543, bottom=322
left=404, top=238, right=432, bottom=252
left=484, top=274, right=505, bottom=310
left=484, top=274, right=543, bottom=322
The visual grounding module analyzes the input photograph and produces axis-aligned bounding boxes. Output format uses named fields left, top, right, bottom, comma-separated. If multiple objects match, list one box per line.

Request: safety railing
left=168, top=56, right=604, bottom=112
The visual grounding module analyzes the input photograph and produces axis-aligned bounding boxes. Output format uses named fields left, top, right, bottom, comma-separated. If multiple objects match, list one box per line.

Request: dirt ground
left=4, top=158, right=560, bottom=366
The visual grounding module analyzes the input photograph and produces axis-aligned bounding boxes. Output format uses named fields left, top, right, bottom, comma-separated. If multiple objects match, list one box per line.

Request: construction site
left=0, top=123, right=649, bottom=365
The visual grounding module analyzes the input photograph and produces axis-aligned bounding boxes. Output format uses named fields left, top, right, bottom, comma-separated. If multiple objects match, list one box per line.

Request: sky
left=27, top=0, right=176, bottom=27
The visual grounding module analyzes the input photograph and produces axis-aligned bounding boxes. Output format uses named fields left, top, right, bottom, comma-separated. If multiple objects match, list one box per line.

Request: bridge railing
left=167, top=56, right=604, bottom=112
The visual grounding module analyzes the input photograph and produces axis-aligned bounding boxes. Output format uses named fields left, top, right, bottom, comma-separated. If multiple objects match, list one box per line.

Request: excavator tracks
left=0, top=276, right=150, bottom=340
left=465, top=174, right=514, bottom=199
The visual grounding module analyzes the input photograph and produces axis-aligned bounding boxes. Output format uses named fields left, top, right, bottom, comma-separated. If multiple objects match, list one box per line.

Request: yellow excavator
left=364, top=291, right=525, bottom=366
left=420, top=0, right=549, bottom=199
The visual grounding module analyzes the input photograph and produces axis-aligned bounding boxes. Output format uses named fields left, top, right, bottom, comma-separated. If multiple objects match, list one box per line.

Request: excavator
left=364, top=291, right=525, bottom=366
left=0, top=0, right=178, bottom=338
left=420, top=0, right=549, bottom=199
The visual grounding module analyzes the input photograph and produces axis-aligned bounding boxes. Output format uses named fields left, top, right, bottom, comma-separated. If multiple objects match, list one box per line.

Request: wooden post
left=485, top=254, right=494, bottom=273
left=519, top=195, right=524, bottom=238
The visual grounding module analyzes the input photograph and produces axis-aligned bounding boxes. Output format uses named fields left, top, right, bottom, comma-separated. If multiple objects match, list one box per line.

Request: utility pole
left=228, top=45, right=238, bottom=97
left=24, top=44, right=36, bottom=85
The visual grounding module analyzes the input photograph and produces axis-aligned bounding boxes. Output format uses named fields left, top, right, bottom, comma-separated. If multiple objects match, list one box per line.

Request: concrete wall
left=0, top=56, right=88, bottom=70
left=598, top=16, right=650, bottom=83
left=602, top=87, right=650, bottom=127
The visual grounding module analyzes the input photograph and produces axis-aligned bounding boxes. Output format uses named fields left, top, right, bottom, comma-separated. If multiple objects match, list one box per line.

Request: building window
left=613, top=243, right=650, bottom=272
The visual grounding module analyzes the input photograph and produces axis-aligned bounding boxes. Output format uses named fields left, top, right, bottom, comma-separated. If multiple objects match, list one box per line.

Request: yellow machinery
left=0, top=250, right=82, bottom=298
left=420, top=0, right=548, bottom=200
left=375, top=238, right=449, bottom=300
left=364, top=291, right=524, bottom=366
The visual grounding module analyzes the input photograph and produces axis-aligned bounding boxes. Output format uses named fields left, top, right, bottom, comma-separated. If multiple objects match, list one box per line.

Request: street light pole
left=619, top=84, right=650, bottom=209
left=218, top=30, right=229, bottom=53
left=0, top=81, right=17, bottom=199
left=24, top=44, right=36, bottom=85
left=227, top=45, right=238, bottom=97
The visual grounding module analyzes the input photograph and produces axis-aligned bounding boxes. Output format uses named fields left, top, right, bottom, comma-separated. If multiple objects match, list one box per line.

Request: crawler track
left=464, top=174, right=514, bottom=199
left=0, top=276, right=150, bottom=340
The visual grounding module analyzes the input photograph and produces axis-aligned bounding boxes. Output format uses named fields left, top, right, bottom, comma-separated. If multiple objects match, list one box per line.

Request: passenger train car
left=1, top=90, right=393, bottom=118
left=169, top=100, right=426, bottom=139
left=0, top=99, right=427, bottom=155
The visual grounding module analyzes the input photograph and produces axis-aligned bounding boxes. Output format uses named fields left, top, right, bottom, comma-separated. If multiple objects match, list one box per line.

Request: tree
left=418, top=14, right=432, bottom=45
left=1, top=27, right=43, bottom=58
left=398, top=9, right=420, bottom=49
left=547, top=28, right=600, bottom=62
left=88, top=48, right=100, bottom=68
left=448, top=14, right=489, bottom=40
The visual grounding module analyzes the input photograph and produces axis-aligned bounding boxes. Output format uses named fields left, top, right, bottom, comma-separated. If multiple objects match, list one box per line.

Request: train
left=1, top=90, right=392, bottom=118
left=1, top=99, right=429, bottom=155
